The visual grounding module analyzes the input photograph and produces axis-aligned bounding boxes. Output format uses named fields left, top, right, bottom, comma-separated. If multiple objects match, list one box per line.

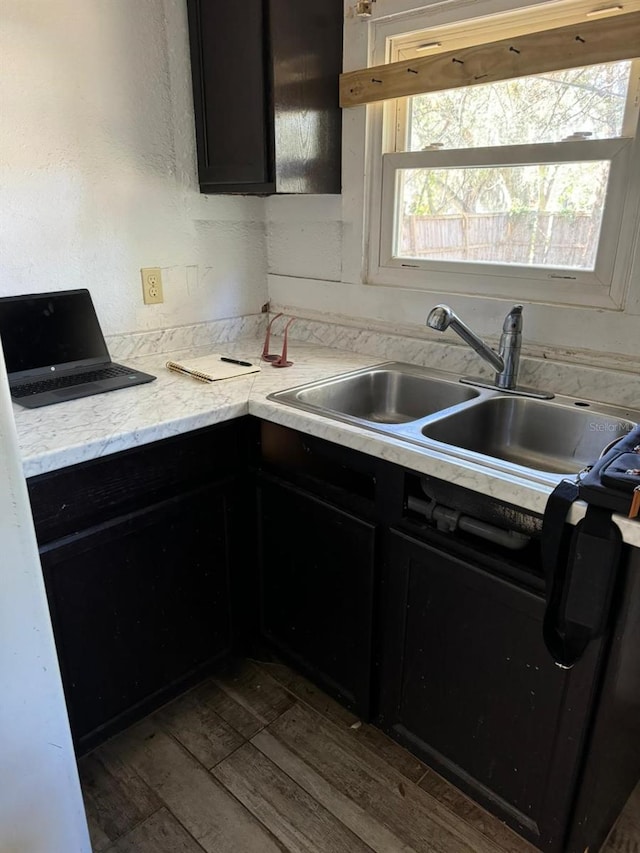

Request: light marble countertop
left=13, top=335, right=640, bottom=548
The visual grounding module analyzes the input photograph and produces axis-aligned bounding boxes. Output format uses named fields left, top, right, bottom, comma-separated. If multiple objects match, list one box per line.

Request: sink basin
left=269, top=362, right=639, bottom=480
left=277, top=367, right=480, bottom=424
left=421, top=396, right=636, bottom=475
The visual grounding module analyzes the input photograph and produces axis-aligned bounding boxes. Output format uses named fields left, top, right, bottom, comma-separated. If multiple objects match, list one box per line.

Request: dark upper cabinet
left=186, top=0, right=343, bottom=194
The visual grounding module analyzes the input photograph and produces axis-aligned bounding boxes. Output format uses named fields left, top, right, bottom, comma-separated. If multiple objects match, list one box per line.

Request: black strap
left=542, top=480, right=579, bottom=668
left=541, top=479, right=579, bottom=581
left=542, top=482, right=622, bottom=668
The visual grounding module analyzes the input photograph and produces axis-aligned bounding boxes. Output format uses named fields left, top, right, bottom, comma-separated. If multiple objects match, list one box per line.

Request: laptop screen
left=0, top=289, right=110, bottom=375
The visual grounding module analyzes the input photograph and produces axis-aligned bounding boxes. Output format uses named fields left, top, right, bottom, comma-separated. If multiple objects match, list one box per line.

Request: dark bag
left=541, top=425, right=640, bottom=669
left=579, top=427, right=640, bottom=517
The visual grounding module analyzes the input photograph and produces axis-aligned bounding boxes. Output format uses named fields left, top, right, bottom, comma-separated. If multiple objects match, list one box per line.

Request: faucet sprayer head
left=502, top=304, right=523, bottom=334
left=426, top=304, right=454, bottom=332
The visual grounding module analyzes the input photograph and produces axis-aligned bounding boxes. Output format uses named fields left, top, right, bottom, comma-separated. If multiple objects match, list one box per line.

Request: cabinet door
left=187, top=0, right=273, bottom=192
left=259, top=479, right=375, bottom=718
left=41, top=483, right=233, bottom=748
left=186, top=0, right=342, bottom=194
left=269, top=0, right=342, bottom=193
left=378, top=530, right=601, bottom=849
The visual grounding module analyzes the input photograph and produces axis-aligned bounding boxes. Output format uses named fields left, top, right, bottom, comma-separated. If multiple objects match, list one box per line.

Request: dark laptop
left=0, top=289, right=156, bottom=408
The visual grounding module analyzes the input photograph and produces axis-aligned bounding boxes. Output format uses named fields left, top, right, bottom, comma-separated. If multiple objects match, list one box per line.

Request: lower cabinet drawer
left=28, top=421, right=244, bottom=544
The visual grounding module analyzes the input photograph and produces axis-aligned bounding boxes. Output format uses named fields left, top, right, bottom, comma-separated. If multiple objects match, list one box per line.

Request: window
left=367, top=3, right=640, bottom=308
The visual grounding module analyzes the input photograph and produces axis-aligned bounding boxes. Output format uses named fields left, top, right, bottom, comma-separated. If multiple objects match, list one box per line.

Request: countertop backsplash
left=107, top=311, right=640, bottom=410
left=107, top=314, right=269, bottom=362
left=276, top=313, right=640, bottom=410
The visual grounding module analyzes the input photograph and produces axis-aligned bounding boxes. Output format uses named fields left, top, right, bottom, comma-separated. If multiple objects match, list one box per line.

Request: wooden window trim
left=340, top=10, right=640, bottom=108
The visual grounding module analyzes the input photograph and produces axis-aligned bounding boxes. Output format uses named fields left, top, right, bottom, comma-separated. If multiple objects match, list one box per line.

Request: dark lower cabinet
left=26, top=417, right=639, bottom=851
left=28, top=422, right=245, bottom=753
left=258, top=477, right=376, bottom=718
left=378, top=529, right=603, bottom=851
left=41, top=484, right=232, bottom=748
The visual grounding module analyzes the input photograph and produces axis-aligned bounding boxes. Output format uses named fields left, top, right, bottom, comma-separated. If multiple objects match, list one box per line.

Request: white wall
left=0, top=0, right=268, bottom=336
left=266, top=0, right=640, bottom=366
left=0, top=340, right=90, bottom=853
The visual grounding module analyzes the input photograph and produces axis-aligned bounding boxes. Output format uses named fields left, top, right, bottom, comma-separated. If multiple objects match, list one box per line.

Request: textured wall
left=0, top=0, right=268, bottom=336
left=266, top=196, right=343, bottom=283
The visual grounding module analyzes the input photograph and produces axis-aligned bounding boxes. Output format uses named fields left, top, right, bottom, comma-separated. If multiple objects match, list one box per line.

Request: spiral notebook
left=166, top=354, right=260, bottom=383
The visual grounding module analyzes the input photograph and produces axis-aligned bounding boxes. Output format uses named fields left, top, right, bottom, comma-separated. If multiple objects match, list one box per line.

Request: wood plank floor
left=78, top=659, right=640, bottom=853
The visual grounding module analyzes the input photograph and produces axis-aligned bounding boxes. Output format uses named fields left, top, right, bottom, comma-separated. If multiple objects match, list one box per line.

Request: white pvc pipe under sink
left=407, top=496, right=531, bottom=550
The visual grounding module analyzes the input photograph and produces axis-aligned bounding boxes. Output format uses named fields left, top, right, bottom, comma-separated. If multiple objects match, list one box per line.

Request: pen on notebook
left=220, top=356, right=253, bottom=367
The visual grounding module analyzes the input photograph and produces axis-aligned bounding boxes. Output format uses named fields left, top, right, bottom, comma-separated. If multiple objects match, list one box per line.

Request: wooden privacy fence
left=401, top=211, right=600, bottom=267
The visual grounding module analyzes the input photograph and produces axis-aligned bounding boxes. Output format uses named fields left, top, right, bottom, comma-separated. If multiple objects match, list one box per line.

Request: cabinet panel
left=187, top=0, right=272, bottom=190
left=41, top=484, right=233, bottom=748
left=259, top=477, right=375, bottom=717
left=269, top=0, right=343, bottom=193
left=28, top=421, right=243, bottom=544
left=378, top=529, right=601, bottom=848
left=566, top=544, right=640, bottom=853
left=187, top=0, right=342, bottom=194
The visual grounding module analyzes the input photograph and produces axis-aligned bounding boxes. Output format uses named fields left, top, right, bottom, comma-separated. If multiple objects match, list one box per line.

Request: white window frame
left=365, top=1, right=640, bottom=310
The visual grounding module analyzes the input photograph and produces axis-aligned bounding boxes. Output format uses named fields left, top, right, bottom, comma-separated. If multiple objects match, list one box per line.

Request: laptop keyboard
left=11, top=365, right=135, bottom=398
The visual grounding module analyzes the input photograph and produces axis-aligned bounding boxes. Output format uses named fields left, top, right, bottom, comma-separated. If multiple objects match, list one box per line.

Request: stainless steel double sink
left=268, top=362, right=639, bottom=481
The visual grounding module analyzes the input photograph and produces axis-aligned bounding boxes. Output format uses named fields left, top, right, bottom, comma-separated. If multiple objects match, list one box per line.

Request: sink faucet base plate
left=460, top=377, right=554, bottom=400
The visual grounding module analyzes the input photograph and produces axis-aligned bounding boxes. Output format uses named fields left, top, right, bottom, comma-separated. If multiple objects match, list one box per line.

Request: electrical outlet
left=141, top=267, right=164, bottom=304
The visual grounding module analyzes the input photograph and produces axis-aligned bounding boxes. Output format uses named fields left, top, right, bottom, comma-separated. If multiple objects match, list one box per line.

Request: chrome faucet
left=426, top=303, right=552, bottom=398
